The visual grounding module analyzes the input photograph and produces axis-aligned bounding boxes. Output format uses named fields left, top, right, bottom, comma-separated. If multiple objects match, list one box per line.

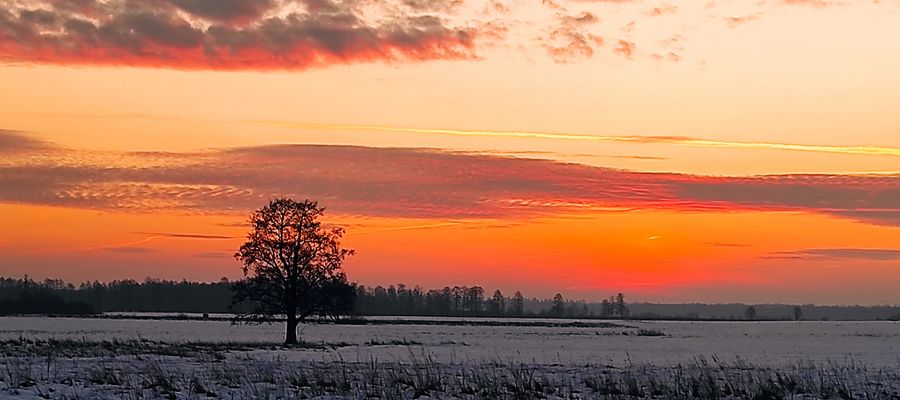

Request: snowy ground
left=1, top=316, right=899, bottom=398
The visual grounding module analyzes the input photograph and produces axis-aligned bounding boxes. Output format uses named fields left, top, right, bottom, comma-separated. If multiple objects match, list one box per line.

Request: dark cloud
left=0, top=0, right=882, bottom=69
left=673, top=176, right=900, bottom=219
left=829, top=210, right=900, bottom=227
left=402, top=0, right=465, bottom=12
left=765, top=248, right=900, bottom=261
left=165, top=0, right=277, bottom=25
left=0, top=0, right=475, bottom=70
left=0, top=140, right=897, bottom=225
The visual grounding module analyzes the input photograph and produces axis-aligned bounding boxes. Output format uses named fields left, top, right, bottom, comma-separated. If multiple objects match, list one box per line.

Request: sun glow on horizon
left=1, top=0, right=899, bottom=304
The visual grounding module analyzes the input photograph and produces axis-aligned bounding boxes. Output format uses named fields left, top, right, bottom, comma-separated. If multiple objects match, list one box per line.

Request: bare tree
left=231, top=198, right=354, bottom=345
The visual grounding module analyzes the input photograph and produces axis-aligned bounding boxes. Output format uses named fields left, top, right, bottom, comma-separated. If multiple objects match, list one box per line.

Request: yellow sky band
left=255, top=121, right=900, bottom=158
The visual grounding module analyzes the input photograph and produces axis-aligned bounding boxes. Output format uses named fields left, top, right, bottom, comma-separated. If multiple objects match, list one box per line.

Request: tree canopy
left=231, top=198, right=355, bottom=344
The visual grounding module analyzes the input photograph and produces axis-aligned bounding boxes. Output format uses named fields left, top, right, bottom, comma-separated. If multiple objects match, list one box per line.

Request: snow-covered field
left=1, top=316, right=899, bottom=398
left=2, top=316, right=898, bottom=367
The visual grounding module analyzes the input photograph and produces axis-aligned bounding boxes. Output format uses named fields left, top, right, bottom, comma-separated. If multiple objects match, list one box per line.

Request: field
left=1, top=316, right=899, bottom=399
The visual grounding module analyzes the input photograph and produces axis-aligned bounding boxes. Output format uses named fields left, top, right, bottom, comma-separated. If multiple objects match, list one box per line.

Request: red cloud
left=1, top=132, right=897, bottom=226
left=0, top=0, right=476, bottom=70
left=613, top=40, right=635, bottom=59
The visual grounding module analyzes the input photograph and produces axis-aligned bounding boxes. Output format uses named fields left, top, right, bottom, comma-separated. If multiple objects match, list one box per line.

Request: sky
left=0, top=0, right=898, bottom=304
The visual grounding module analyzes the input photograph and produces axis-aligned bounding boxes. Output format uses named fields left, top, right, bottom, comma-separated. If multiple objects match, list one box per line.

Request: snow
left=1, top=316, right=898, bottom=398
left=1, top=317, right=898, bottom=367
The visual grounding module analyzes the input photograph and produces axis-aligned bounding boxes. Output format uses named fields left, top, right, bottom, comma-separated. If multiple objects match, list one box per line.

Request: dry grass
left=1, top=340, right=899, bottom=399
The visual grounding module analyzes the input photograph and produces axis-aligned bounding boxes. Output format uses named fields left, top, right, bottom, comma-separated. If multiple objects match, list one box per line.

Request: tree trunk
left=285, top=312, right=299, bottom=345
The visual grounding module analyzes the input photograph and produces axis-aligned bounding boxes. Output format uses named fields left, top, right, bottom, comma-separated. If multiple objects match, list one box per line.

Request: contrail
left=251, top=121, right=900, bottom=157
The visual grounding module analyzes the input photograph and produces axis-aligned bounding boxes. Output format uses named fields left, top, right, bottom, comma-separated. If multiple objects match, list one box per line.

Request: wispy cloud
left=648, top=4, right=678, bottom=16
left=782, top=0, right=831, bottom=8
left=354, top=222, right=466, bottom=235
left=829, top=210, right=900, bottom=227
left=705, top=242, right=749, bottom=248
left=765, top=248, right=900, bottom=261
left=0, top=0, right=885, bottom=69
left=192, top=251, right=233, bottom=259
left=543, top=10, right=605, bottom=62
left=102, top=246, right=159, bottom=254
left=133, top=232, right=238, bottom=240
left=724, top=15, right=759, bottom=28
left=256, top=121, right=900, bottom=158
left=0, top=137, right=897, bottom=226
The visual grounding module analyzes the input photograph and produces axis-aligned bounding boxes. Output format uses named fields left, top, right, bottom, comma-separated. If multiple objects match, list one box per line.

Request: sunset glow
left=1, top=0, right=898, bottom=304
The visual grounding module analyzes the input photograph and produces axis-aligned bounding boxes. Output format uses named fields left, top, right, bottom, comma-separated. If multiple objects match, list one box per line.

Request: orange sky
left=0, top=0, right=898, bottom=304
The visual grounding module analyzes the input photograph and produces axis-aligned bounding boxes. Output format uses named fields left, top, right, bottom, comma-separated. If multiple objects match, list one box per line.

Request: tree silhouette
left=231, top=198, right=354, bottom=345
left=320, top=280, right=358, bottom=321
left=745, top=306, right=757, bottom=321
left=551, top=293, right=565, bottom=317
left=615, top=293, right=629, bottom=319
left=600, top=298, right=613, bottom=318
left=487, top=289, right=505, bottom=316
left=464, top=286, right=485, bottom=314
left=511, top=291, right=525, bottom=316
left=793, top=306, right=802, bottom=322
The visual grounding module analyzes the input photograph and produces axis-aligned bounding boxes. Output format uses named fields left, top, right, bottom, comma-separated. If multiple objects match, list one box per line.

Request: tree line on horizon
left=0, top=277, right=232, bottom=315
left=352, top=285, right=630, bottom=318
left=3, top=276, right=900, bottom=322
left=0, top=276, right=630, bottom=319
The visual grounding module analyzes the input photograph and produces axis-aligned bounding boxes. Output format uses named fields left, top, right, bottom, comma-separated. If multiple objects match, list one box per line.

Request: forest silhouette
left=2, top=277, right=899, bottom=321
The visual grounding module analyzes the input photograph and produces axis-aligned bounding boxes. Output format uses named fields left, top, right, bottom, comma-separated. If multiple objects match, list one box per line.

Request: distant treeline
left=0, top=278, right=620, bottom=318
left=2, top=277, right=899, bottom=321
left=0, top=277, right=232, bottom=315
left=0, top=278, right=96, bottom=316
left=352, top=285, right=630, bottom=318
left=351, top=285, right=900, bottom=321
